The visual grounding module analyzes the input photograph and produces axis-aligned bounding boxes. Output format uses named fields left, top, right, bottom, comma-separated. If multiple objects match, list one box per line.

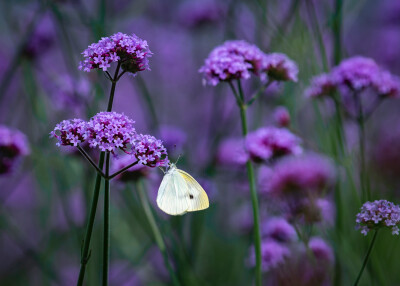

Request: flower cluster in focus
left=79, top=32, right=152, bottom=74
left=306, top=56, right=400, bottom=98
left=132, top=134, right=169, bottom=167
left=0, top=125, right=30, bottom=174
left=356, top=199, right=400, bottom=235
left=86, top=112, right=136, bottom=153
left=199, top=40, right=298, bottom=86
left=50, top=112, right=168, bottom=167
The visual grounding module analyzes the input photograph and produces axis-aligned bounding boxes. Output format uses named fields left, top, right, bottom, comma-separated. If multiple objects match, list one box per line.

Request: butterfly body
left=156, top=164, right=209, bottom=215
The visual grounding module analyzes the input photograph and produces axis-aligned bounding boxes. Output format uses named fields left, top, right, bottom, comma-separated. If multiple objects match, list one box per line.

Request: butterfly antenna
left=175, top=153, right=183, bottom=165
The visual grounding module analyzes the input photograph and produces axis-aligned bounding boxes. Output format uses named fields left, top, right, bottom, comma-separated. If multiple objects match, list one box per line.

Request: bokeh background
left=1, top=0, right=400, bottom=285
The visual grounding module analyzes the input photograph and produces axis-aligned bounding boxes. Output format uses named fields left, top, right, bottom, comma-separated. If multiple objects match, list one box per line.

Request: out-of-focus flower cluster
left=79, top=32, right=152, bottom=74
left=0, top=126, right=30, bottom=174
left=306, top=56, right=400, bottom=98
left=50, top=112, right=168, bottom=167
left=245, top=127, right=302, bottom=162
left=199, top=40, right=298, bottom=86
left=356, top=199, right=400, bottom=235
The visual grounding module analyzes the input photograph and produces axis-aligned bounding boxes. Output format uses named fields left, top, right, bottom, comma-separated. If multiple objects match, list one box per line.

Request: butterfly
left=156, top=163, right=209, bottom=215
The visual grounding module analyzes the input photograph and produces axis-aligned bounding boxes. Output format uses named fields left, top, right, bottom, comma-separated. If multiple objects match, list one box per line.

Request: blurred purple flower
left=87, top=112, right=136, bottom=153
left=306, top=56, right=400, bottom=99
left=216, top=137, right=248, bottom=167
left=356, top=199, right=400, bottom=235
left=79, top=32, right=152, bottom=74
left=308, top=237, right=334, bottom=263
left=111, top=154, right=149, bottom=181
left=305, top=73, right=336, bottom=98
left=316, top=198, right=336, bottom=226
left=0, top=126, right=29, bottom=174
left=248, top=239, right=290, bottom=271
left=261, top=53, right=298, bottom=82
left=273, top=106, right=290, bottom=127
left=23, top=14, right=54, bottom=60
left=50, top=119, right=88, bottom=147
left=158, top=125, right=187, bottom=155
left=199, top=40, right=265, bottom=86
left=262, top=217, right=297, bottom=243
left=178, top=0, right=225, bottom=28
left=245, top=127, right=302, bottom=162
left=264, top=154, right=335, bottom=197
left=132, top=134, right=169, bottom=167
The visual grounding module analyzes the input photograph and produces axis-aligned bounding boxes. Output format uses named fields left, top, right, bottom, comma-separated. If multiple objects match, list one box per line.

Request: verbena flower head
left=262, top=217, right=297, bottom=243
left=308, top=237, right=334, bottom=262
left=0, top=126, right=30, bottom=174
left=331, top=56, right=381, bottom=91
left=305, top=73, right=336, bottom=98
left=199, top=40, right=265, bottom=86
left=86, top=112, right=136, bottom=153
left=132, top=134, right=169, bottom=167
left=50, top=119, right=88, bottom=147
left=356, top=199, right=400, bottom=235
left=216, top=138, right=248, bottom=167
left=261, top=53, right=298, bottom=82
left=246, top=127, right=302, bottom=162
left=79, top=32, right=152, bottom=74
left=273, top=106, right=290, bottom=127
left=265, top=154, right=336, bottom=196
left=111, top=155, right=149, bottom=182
left=306, top=56, right=400, bottom=98
left=248, top=240, right=290, bottom=271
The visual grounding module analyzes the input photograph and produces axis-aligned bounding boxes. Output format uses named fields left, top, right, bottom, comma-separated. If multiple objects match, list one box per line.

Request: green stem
left=333, top=0, right=343, bottom=65
left=353, top=230, right=378, bottom=286
left=102, top=153, right=111, bottom=286
left=136, top=180, right=181, bottom=286
left=107, top=62, right=121, bottom=112
left=230, top=80, right=262, bottom=286
left=77, top=63, right=120, bottom=286
left=77, top=152, right=105, bottom=286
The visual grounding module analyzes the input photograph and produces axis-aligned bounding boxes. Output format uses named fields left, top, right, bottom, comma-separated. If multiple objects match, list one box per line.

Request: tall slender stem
left=136, top=180, right=181, bottom=286
left=76, top=64, right=121, bottom=286
left=102, top=153, right=111, bottom=286
left=353, top=230, right=378, bottom=286
left=77, top=153, right=105, bottom=286
left=333, top=0, right=343, bottom=65
left=107, top=62, right=121, bottom=112
left=230, top=81, right=262, bottom=286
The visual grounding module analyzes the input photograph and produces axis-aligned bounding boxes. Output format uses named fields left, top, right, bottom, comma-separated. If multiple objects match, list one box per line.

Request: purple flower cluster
left=306, top=56, right=400, bottom=98
left=0, top=126, right=30, bottom=174
left=308, top=237, right=334, bottom=262
left=262, top=217, right=297, bottom=243
left=79, top=32, right=152, bottom=74
left=51, top=112, right=169, bottom=167
left=199, top=40, right=298, bottom=86
left=132, top=134, right=169, bottom=167
left=86, top=112, right=136, bottom=153
left=50, top=119, right=88, bottom=147
left=356, top=200, right=400, bottom=235
left=262, top=154, right=335, bottom=196
left=246, top=127, right=302, bottom=162
left=261, top=53, right=298, bottom=82
left=216, top=138, right=248, bottom=166
left=178, top=0, right=225, bottom=28
left=273, top=106, right=291, bottom=127
left=249, top=240, right=290, bottom=271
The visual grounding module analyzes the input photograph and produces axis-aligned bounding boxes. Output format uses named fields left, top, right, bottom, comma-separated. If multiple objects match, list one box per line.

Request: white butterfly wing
left=177, top=169, right=209, bottom=212
left=156, top=170, right=190, bottom=216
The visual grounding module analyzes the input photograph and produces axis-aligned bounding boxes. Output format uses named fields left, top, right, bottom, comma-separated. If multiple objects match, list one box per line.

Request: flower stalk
left=102, top=152, right=111, bottom=286
left=353, top=230, right=378, bottom=286
left=229, top=80, right=262, bottom=286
